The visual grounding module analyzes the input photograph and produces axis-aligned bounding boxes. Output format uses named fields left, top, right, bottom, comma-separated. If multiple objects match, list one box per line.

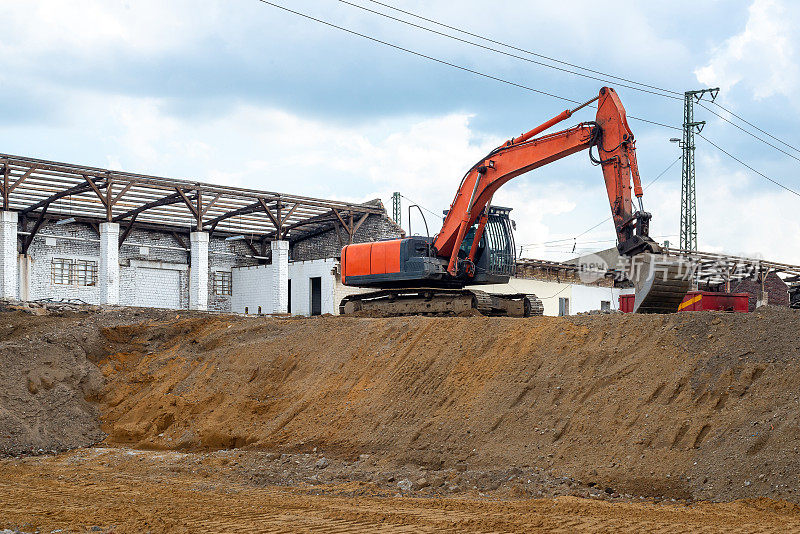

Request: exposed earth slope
left=3, top=304, right=800, bottom=531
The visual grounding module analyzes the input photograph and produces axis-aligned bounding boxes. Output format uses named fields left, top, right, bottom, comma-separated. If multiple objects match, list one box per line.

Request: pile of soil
left=0, top=305, right=204, bottom=455
left=2, top=305, right=800, bottom=503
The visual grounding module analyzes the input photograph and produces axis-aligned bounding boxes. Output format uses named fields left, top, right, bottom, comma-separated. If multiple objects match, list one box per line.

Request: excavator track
left=339, top=288, right=544, bottom=318
left=469, top=289, right=495, bottom=315
left=524, top=294, right=545, bottom=316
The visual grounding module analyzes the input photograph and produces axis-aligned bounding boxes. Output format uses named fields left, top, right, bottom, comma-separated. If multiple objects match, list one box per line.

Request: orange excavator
left=340, top=87, right=690, bottom=316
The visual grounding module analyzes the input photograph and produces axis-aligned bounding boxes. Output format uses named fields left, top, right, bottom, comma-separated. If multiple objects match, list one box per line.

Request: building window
left=600, top=300, right=611, bottom=312
left=213, top=271, right=232, bottom=296
left=52, top=258, right=73, bottom=285
left=558, top=297, right=570, bottom=316
left=75, top=260, right=98, bottom=287
left=51, top=258, right=97, bottom=286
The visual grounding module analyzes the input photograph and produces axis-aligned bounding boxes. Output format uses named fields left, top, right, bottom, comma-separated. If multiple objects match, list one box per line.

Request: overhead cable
left=358, top=0, right=684, bottom=97
left=354, top=1, right=800, bottom=171
left=254, top=0, right=680, bottom=130
left=698, top=103, right=800, bottom=165
left=339, top=0, right=683, bottom=101
left=698, top=134, right=800, bottom=198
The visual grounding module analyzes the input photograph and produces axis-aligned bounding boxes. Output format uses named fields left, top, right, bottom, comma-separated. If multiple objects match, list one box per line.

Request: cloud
left=0, top=0, right=691, bottom=128
left=693, top=151, right=800, bottom=263
left=0, top=1, right=797, bottom=267
left=0, top=85, right=635, bottom=259
left=0, top=0, right=218, bottom=58
left=695, top=0, right=799, bottom=99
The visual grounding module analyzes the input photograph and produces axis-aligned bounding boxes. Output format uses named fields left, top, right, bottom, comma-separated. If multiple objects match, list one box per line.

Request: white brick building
left=0, top=153, right=403, bottom=315
left=4, top=215, right=400, bottom=315
left=475, top=257, right=633, bottom=315
left=470, top=278, right=628, bottom=316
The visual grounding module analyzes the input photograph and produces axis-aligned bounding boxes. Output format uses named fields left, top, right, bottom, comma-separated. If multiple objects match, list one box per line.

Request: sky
left=1, top=0, right=799, bottom=263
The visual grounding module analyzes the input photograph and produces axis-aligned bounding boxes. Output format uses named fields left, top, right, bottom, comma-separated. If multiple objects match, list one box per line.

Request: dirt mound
left=84, top=306, right=800, bottom=502
left=0, top=310, right=104, bottom=455
left=0, top=306, right=211, bottom=455
left=3, top=305, right=800, bottom=502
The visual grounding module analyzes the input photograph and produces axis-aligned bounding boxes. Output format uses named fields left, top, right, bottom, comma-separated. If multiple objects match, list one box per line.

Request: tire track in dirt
left=3, top=450, right=800, bottom=533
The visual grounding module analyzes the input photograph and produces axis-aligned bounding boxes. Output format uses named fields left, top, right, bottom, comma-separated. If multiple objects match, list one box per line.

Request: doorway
left=310, top=277, right=322, bottom=316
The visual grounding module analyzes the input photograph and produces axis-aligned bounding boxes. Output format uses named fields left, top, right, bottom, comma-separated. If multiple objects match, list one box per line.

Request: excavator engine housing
left=342, top=206, right=517, bottom=289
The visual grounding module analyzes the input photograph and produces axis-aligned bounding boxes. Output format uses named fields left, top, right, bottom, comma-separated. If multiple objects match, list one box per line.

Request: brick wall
left=516, top=262, right=616, bottom=287
left=231, top=258, right=369, bottom=316
left=0, top=211, right=18, bottom=299
left=17, top=206, right=401, bottom=312
left=22, top=221, right=259, bottom=310
left=26, top=222, right=103, bottom=304
left=231, top=264, right=272, bottom=315
left=288, top=259, right=336, bottom=315
left=208, top=237, right=259, bottom=312
left=122, top=260, right=185, bottom=308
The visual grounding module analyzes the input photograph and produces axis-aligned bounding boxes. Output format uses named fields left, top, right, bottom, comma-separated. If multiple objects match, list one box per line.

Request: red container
left=619, top=293, right=635, bottom=313
left=678, top=291, right=749, bottom=312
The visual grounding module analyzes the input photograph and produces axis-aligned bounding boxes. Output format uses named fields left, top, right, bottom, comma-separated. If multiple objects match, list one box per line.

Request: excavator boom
left=434, top=87, right=654, bottom=278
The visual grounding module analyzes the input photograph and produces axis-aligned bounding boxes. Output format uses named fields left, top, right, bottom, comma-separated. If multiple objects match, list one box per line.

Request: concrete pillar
left=0, top=211, right=18, bottom=300
left=189, top=231, right=209, bottom=311
left=271, top=240, right=289, bottom=314
left=18, top=254, right=30, bottom=301
left=99, top=222, right=120, bottom=305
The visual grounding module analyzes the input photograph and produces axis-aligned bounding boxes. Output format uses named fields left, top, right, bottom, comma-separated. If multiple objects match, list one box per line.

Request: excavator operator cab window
left=458, top=206, right=516, bottom=277
left=460, top=225, right=482, bottom=258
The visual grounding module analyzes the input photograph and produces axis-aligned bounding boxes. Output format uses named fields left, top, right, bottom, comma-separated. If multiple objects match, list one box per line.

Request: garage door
left=134, top=268, right=181, bottom=309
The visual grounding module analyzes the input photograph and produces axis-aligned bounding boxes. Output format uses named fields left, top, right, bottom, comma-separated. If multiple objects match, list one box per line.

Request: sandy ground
left=3, top=447, right=800, bottom=533
left=4, top=304, right=800, bottom=530
left=93, top=307, right=800, bottom=502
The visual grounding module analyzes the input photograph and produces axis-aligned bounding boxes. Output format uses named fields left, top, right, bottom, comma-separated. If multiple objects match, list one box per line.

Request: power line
left=254, top=0, right=680, bottom=131
left=697, top=133, right=800, bottom=198
left=359, top=0, right=683, bottom=98
left=535, top=234, right=677, bottom=248
left=519, top=155, right=682, bottom=248
left=257, top=0, right=800, bottom=201
left=644, top=154, right=684, bottom=188
left=399, top=194, right=440, bottom=218
left=254, top=0, right=800, bottom=241
left=339, top=0, right=683, bottom=101
left=712, top=101, right=800, bottom=155
left=354, top=1, right=800, bottom=175
left=698, top=102, right=800, bottom=165
left=534, top=283, right=572, bottom=300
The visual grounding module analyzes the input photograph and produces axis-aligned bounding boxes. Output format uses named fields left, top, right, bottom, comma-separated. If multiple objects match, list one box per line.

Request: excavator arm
left=340, top=86, right=690, bottom=315
left=433, top=86, right=657, bottom=278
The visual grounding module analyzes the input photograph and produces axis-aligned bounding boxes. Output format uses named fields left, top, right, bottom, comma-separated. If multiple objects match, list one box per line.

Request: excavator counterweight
left=340, top=87, right=689, bottom=316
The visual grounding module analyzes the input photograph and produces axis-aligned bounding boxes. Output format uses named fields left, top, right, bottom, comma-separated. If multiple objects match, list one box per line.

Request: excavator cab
left=457, top=206, right=516, bottom=284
